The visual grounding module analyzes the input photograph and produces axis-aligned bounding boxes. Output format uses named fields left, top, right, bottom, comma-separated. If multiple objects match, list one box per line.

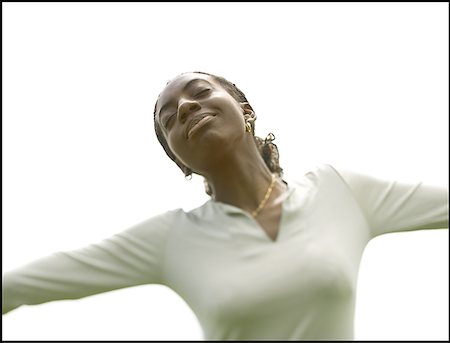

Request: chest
left=196, top=240, right=355, bottom=324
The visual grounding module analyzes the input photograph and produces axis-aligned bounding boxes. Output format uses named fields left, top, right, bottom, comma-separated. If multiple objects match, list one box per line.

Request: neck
left=202, top=138, right=281, bottom=214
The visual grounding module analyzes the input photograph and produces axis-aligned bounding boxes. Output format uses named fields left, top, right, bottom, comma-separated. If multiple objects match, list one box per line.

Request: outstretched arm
left=2, top=210, right=175, bottom=314
left=329, top=165, right=448, bottom=239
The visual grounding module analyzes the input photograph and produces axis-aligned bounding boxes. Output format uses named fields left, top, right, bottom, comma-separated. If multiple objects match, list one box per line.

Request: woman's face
left=155, top=73, right=250, bottom=175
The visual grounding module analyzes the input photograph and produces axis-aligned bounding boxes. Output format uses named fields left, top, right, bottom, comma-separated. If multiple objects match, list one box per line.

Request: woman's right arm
left=2, top=210, right=176, bottom=314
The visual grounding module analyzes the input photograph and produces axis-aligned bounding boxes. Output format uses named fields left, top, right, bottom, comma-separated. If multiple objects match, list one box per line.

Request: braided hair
left=153, top=71, right=283, bottom=196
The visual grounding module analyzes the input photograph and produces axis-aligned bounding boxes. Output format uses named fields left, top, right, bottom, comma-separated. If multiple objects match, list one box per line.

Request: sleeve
left=2, top=210, right=177, bottom=315
left=328, top=165, right=449, bottom=239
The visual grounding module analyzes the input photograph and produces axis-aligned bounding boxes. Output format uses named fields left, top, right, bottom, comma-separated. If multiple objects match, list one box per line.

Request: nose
left=177, top=99, right=200, bottom=123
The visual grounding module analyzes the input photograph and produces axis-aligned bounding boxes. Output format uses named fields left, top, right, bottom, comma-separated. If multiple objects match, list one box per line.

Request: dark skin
left=155, top=73, right=289, bottom=241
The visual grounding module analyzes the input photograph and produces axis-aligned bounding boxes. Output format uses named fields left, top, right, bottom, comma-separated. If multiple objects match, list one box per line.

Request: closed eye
left=195, top=88, right=211, bottom=97
left=164, top=113, right=176, bottom=128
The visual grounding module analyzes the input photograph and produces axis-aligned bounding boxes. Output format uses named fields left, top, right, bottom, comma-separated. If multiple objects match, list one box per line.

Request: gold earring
left=245, top=121, right=252, bottom=133
left=184, top=167, right=192, bottom=180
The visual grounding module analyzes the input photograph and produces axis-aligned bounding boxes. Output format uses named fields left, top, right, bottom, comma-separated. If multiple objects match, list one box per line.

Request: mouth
left=186, top=113, right=216, bottom=139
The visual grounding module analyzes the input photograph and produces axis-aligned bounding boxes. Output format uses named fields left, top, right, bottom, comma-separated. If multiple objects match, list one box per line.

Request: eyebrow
left=157, top=78, right=213, bottom=120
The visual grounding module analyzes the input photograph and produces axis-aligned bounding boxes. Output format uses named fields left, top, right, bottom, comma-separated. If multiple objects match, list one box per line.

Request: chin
left=190, top=128, right=225, bottom=147
left=189, top=133, right=230, bottom=169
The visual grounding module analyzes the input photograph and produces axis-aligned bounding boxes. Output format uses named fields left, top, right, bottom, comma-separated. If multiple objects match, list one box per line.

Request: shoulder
left=119, top=208, right=185, bottom=241
left=295, top=163, right=347, bottom=185
left=306, top=163, right=375, bottom=189
left=282, top=164, right=352, bottom=198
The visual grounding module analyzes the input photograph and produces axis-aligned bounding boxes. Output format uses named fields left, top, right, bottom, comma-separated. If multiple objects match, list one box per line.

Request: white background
left=2, top=2, right=448, bottom=340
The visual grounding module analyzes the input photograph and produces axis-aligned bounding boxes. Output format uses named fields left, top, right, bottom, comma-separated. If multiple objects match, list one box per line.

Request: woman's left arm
left=330, top=165, right=448, bottom=239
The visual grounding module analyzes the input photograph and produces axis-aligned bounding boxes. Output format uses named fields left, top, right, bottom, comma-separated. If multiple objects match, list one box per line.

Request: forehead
left=155, top=73, right=219, bottom=114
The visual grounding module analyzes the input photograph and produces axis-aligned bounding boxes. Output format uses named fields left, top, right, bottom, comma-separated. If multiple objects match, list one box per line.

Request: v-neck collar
left=208, top=180, right=296, bottom=215
left=206, top=180, right=298, bottom=243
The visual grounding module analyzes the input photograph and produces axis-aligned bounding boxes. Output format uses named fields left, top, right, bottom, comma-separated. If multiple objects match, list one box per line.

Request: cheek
left=167, top=133, right=180, bottom=154
left=220, top=101, right=246, bottom=127
left=217, top=96, right=241, bottom=115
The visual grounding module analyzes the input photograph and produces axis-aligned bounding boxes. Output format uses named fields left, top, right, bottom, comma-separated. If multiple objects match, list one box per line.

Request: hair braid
left=254, top=133, right=283, bottom=177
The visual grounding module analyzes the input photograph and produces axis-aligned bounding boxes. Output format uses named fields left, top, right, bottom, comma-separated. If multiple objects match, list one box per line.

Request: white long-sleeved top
left=2, top=164, right=448, bottom=340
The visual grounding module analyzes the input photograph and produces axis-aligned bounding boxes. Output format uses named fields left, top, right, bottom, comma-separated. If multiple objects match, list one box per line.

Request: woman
left=3, top=71, right=448, bottom=340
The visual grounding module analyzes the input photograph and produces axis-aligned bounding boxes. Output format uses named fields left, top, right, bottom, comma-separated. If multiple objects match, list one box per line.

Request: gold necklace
left=251, top=174, right=276, bottom=218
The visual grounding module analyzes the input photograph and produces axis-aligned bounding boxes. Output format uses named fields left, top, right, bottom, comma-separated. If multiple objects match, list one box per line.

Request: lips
left=186, top=113, right=216, bottom=139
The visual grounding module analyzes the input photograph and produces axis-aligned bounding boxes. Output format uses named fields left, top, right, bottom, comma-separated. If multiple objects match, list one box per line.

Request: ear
left=240, top=102, right=256, bottom=122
